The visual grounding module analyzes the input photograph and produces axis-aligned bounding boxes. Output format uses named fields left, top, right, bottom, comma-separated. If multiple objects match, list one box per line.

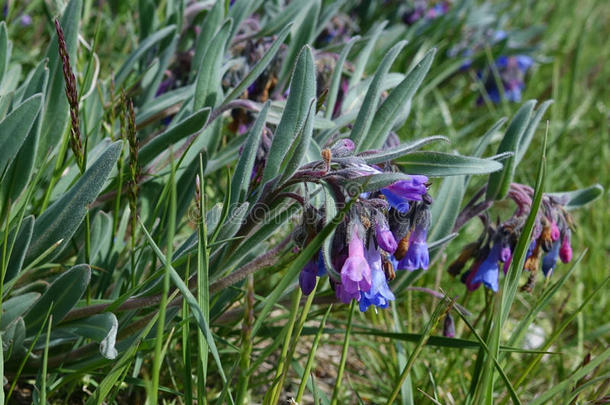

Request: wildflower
left=340, top=229, right=372, bottom=298
left=299, top=260, right=318, bottom=295
left=559, top=230, right=572, bottom=263
left=443, top=313, right=456, bottom=338
left=471, top=244, right=502, bottom=292
left=483, top=55, right=534, bottom=103
left=396, top=207, right=430, bottom=271
left=381, top=175, right=428, bottom=213
left=376, top=223, right=397, bottom=254
left=542, top=240, right=560, bottom=277
left=359, top=247, right=395, bottom=312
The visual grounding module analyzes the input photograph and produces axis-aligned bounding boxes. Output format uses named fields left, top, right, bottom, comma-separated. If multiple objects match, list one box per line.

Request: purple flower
left=397, top=224, right=429, bottom=271
left=299, top=260, right=318, bottom=295
left=376, top=224, right=397, bottom=254
left=463, top=261, right=482, bottom=291
left=340, top=231, right=372, bottom=297
left=559, top=230, right=572, bottom=263
left=550, top=221, right=560, bottom=241
left=20, top=14, right=32, bottom=26
left=336, top=283, right=360, bottom=304
left=443, top=313, right=455, bottom=338
left=471, top=244, right=502, bottom=292
left=381, top=175, right=428, bottom=213
left=542, top=240, right=560, bottom=276
left=359, top=246, right=395, bottom=312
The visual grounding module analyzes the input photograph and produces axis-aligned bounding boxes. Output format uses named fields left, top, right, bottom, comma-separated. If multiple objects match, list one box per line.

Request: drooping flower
left=471, top=244, right=502, bottom=292
left=550, top=221, right=560, bottom=241
left=359, top=246, right=395, bottom=312
left=559, top=230, right=572, bottom=263
left=381, top=175, right=428, bottom=213
left=376, top=224, right=397, bottom=254
left=443, top=313, right=456, bottom=338
left=340, top=230, right=372, bottom=297
left=397, top=223, right=429, bottom=271
left=542, top=240, right=560, bottom=277
left=299, top=260, right=318, bottom=296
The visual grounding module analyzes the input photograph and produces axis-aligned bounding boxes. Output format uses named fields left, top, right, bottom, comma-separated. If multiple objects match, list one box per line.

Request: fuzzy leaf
left=548, top=184, right=604, bottom=210
left=363, top=48, right=436, bottom=150
left=396, top=152, right=503, bottom=176
left=262, top=46, right=316, bottom=184
left=360, top=136, right=449, bottom=165
left=351, top=40, right=407, bottom=151
left=485, top=100, right=536, bottom=200
left=23, top=264, right=91, bottom=334
left=3, top=215, right=34, bottom=283
left=24, top=141, right=121, bottom=266
left=0, top=94, right=42, bottom=172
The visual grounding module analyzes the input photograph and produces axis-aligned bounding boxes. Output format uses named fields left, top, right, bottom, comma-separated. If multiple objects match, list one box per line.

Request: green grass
left=1, top=0, right=608, bottom=403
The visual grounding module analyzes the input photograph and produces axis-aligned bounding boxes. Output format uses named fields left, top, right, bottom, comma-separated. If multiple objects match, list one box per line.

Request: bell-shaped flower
left=380, top=175, right=428, bottom=213
left=359, top=246, right=395, bottom=312
left=471, top=244, right=502, bottom=292
left=340, top=231, right=372, bottom=297
left=397, top=224, right=429, bottom=271
left=376, top=224, right=397, bottom=254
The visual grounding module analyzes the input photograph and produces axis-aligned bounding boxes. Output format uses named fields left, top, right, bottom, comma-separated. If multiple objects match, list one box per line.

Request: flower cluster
left=293, top=141, right=433, bottom=312
left=448, top=183, right=574, bottom=293
left=402, top=0, right=451, bottom=25
left=478, top=54, right=534, bottom=103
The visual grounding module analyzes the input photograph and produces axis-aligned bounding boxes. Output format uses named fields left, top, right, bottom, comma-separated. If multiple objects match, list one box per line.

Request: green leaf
left=230, top=101, right=270, bottom=205
left=547, top=184, right=604, bottom=210
left=325, top=36, right=359, bottom=120
left=485, top=100, right=536, bottom=201
left=0, top=22, right=10, bottom=88
left=139, top=107, right=210, bottom=165
left=396, top=152, right=503, bottom=177
left=192, top=0, right=224, bottom=73
left=115, top=25, right=177, bottom=87
left=348, top=21, right=387, bottom=89
left=360, top=136, right=449, bottom=165
left=428, top=175, right=465, bottom=249
left=363, top=48, right=436, bottom=151
left=222, top=24, right=291, bottom=105
left=1, top=292, right=40, bottom=330
left=277, top=0, right=320, bottom=86
left=58, top=313, right=118, bottom=359
left=194, top=19, right=232, bottom=110
left=515, top=100, right=552, bottom=164
left=256, top=1, right=300, bottom=37
left=2, top=60, right=48, bottom=202
left=351, top=40, right=407, bottom=151
left=23, top=264, right=91, bottom=335
left=136, top=84, right=193, bottom=126
left=279, top=98, right=316, bottom=184
left=3, top=215, right=34, bottom=283
left=0, top=94, right=42, bottom=173
left=24, top=141, right=122, bottom=266
left=262, top=46, right=316, bottom=185
left=38, top=0, right=82, bottom=162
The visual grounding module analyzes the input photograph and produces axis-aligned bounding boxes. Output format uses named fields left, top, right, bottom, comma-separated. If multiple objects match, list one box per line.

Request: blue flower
left=381, top=175, right=428, bottom=213
left=471, top=244, right=502, bottom=292
left=376, top=224, right=397, bottom=254
left=299, top=260, right=318, bottom=296
left=397, top=224, right=429, bottom=271
left=542, top=240, right=560, bottom=277
left=359, top=247, right=395, bottom=312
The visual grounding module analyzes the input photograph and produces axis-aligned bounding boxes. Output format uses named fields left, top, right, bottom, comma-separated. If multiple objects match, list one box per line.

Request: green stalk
left=182, top=260, right=193, bottom=405
left=40, top=314, right=53, bottom=405
left=296, top=304, right=332, bottom=402
left=268, top=287, right=302, bottom=404
left=330, top=300, right=356, bottom=405
left=274, top=283, right=319, bottom=404
left=150, top=154, right=176, bottom=404
left=196, top=154, right=210, bottom=404
left=40, top=126, right=71, bottom=212
left=236, top=274, right=255, bottom=404
left=385, top=298, right=448, bottom=404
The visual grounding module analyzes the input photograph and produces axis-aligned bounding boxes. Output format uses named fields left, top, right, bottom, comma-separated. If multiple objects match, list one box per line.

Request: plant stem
left=330, top=300, right=356, bottom=405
